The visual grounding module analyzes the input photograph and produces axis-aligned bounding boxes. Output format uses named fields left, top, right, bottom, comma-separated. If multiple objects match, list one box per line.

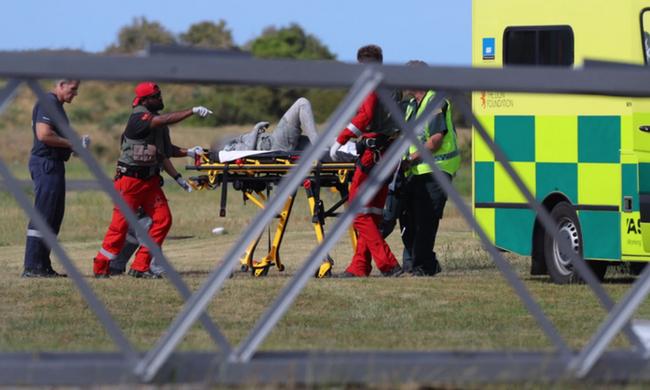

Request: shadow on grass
left=167, top=235, right=195, bottom=240
left=602, top=277, right=638, bottom=285
left=522, top=275, right=640, bottom=285
left=177, top=270, right=213, bottom=277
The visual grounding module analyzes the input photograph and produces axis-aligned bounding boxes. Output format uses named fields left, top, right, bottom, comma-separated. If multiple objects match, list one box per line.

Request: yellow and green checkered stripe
left=474, top=115, right=625, bottom=260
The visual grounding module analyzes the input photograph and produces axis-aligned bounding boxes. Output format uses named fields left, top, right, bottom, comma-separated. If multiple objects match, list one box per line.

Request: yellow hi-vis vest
left=405, top=90, right=460, bottom=176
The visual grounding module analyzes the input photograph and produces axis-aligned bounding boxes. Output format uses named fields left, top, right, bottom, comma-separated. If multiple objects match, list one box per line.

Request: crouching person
left=93, top=82, right=212, bottom=278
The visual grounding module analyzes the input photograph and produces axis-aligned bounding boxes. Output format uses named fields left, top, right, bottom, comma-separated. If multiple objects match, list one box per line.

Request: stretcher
left=186, top=150, right=357, bottom=277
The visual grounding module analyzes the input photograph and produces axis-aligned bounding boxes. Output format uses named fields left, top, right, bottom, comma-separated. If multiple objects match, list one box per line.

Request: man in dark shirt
left=93, top=82, right=211, bottom=278
left=22, top=79, right=89, bottom=278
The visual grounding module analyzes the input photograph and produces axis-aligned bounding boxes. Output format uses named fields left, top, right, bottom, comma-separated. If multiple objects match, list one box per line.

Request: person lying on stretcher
left=218, top=97, right=357, bottom=163
left=223, top=97, right=318, bottom=152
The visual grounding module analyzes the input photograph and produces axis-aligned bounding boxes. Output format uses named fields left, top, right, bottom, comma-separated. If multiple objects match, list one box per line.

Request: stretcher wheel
left=254, top=265, right=271, bottom=277
left=240, top=264, right=249, bottom=273
left=315, top=261, right=333, bottom=278
left=277, top=264, right=285, bottom=272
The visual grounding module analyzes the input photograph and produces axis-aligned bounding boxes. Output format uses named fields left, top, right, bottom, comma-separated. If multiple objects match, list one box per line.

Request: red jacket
left=336, top=92, right=381, bottom=144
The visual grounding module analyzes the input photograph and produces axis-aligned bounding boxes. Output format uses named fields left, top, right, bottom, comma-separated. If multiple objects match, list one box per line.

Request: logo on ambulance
left=482, top=38, right=495, bottom=60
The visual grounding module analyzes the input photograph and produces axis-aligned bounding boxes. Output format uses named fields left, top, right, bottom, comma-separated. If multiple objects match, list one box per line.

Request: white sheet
left=217, top=141, right=358, bottom=163
left=218, top=150, right=277, bottom=163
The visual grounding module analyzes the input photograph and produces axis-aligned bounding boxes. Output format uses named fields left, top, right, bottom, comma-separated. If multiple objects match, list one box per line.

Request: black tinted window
left=642, top=9, right=650, bottom=65
left=504, top=26, right=574, bottom=66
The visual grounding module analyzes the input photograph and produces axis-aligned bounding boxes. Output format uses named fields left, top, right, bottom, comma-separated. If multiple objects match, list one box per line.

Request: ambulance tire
left=543, top=202, right=587, bottom=284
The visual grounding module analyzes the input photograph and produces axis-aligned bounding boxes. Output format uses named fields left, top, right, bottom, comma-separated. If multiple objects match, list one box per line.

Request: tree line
left=96, top=18, right=344, bottom=128
left=3, top=17, right=467, bottom=133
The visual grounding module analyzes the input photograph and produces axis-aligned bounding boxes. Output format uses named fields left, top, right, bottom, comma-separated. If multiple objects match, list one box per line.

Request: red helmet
left=132, top=82, right=161, bottom=107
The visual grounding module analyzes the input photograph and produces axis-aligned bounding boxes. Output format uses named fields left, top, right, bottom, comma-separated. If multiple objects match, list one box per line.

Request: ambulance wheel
left=543, top=202, right=584, bottom=284
left=541, top=202, right=608, bottom=284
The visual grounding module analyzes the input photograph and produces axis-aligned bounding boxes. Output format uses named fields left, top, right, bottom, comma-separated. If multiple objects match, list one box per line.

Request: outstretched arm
left=150, top=109, right=193, bottom=128
left=150, top=106, right=213, bottom=128
left=170, top=144, right=188, bottom=158
left=170, top=144, right=205, bottom=159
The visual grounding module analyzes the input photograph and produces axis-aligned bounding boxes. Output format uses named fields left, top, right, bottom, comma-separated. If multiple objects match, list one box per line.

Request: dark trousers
left=109, top=213, right=152, bottom=273
left=399, top=173, right=450, bottom=275
left=379, top=166, right=404, bottom=240
left=23, top=155, right=66, bottom=272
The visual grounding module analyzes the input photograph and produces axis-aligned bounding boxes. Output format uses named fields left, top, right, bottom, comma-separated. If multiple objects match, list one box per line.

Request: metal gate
left=1, top=51, right=650, bottom=386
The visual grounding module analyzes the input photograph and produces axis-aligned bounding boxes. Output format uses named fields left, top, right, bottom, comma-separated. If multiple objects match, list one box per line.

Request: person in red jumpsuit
left=329, top=45, right=403, bottom=278
left=93, top=82, right=212, bottom=278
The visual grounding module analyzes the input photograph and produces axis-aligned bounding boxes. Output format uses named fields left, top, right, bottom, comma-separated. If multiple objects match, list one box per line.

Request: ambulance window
left=504, top=26, right=574, bottom=66
left=642, top=10, right=650, bottom=65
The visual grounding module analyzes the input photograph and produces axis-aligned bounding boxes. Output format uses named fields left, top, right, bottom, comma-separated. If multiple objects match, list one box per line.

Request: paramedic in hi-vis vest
left=92, top=82, right=212, bottom=278
left=400, top=60, right=460, bottom=276
left=329, top=45, right=403, bottom=278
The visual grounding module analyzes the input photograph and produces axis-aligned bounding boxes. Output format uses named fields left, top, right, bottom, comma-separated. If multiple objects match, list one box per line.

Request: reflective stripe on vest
left=405, top=90, right=460, bottom=176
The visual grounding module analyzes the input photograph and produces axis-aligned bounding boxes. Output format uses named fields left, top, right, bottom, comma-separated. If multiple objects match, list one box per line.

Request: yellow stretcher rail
left=186, top=151, right=358, bottom=278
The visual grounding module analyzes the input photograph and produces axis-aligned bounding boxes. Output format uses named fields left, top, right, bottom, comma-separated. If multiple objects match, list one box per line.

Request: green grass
left=0, top=190, right=647, bottom=354
left=3, top=123, right=647, bottom=387
left=0, top=122, right=643, bottom=355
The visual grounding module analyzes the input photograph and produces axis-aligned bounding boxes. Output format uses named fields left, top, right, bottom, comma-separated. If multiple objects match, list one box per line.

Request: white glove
left=175, top=175, right=192, bottom=193
left=186, top=145, right=204, bottom=158
left=329, top=141, right=342, bottom=161
left=254, top=121, right=270, bottom=133
left=81, top=135, right=91, bottom=149
left=192, top=106, right=213, bottom=118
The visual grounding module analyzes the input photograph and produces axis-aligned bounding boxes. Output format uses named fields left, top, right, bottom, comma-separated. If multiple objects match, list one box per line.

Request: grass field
left=1, top=176, right=649, bottom=354
left=2, top=123, right=650, bottom=388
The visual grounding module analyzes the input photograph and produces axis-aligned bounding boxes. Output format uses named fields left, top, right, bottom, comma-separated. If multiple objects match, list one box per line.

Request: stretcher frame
left=186, top=151, right=357, bottom=277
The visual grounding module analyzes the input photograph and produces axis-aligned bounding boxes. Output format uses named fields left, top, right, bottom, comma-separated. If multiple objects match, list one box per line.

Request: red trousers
left=93, top=175, right=172, bottom=275
left=344, top=150, right=399, bottom=276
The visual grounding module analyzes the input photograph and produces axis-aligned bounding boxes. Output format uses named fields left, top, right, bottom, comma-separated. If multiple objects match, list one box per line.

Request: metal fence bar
left=3, top=52, right=650, bottom=96
left=2, top=52, right=650, bottom=386
left=454, top=96, right=645, bottom=354
left=377, top=89, right=573, bottom=357
left=227, top=87, right=446, bottom=363
left=5, top=350, right=650, bottom=386
left=0, top=161, right=139, bottom=362
left=571, top=260, right=650, bottom=377
left=26, top=80, right=232, bottom=354
left=0, top=78, right=138, bottom=361
left=0, top=79, right=22, bottom=113
left=134, top=68, right=383, bottom=382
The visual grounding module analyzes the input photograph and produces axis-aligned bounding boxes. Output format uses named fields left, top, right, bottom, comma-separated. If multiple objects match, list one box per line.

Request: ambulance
left=472, top=0, right=650, bottom=283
